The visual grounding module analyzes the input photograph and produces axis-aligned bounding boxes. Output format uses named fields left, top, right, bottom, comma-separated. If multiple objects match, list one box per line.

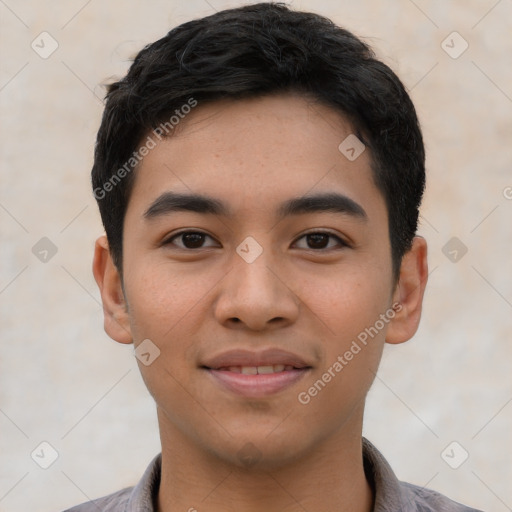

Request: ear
left=385, top=236, right=428, bottom=345
left=92, top=235, right=133, bottom=344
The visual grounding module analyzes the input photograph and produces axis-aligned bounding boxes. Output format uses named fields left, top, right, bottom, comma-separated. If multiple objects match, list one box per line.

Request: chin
left=207, top=431, right=312, bottom=472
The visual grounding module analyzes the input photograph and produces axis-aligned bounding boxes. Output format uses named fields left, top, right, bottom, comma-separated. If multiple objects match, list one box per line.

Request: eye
left=163, top=230, right=349, bottom=251
left=164, top=230, right=219, bottom=249
left=293, top=231, right=348, bottom=250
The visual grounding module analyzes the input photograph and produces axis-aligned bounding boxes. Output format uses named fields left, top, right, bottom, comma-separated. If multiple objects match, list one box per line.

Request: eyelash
left=162, top=230, right=349, bottom=251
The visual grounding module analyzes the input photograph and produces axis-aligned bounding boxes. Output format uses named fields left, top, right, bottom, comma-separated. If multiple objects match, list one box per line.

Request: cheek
left=124, top=261, right=205, bottom=340
left=295, top=265, right=391, bottom=399
left=293, top=264, right=391, bottom=340
left=124, top=269, right=201, bottom=415
left=123, top=263, right=213, bottom=395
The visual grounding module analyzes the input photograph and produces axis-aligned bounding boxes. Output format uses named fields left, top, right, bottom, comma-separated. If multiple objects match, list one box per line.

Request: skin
left=93, top=93, right=428, bottom=512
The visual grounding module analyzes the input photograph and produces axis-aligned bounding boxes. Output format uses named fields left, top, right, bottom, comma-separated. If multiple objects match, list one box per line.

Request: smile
left=216, top=364, right=295, bottom=374
left=204, top=366, right=311, bottom=398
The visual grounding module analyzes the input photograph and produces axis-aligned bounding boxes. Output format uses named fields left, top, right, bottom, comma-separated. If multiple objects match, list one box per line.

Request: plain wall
left=1, top=1, right=511, bottom=511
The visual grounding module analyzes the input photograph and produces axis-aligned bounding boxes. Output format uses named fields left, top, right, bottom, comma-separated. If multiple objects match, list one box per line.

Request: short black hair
left=92, top=2, right=425, bottom=279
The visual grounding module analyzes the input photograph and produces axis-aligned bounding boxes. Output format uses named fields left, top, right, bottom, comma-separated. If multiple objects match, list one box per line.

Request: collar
left=125, top=438, right=413, bottom=511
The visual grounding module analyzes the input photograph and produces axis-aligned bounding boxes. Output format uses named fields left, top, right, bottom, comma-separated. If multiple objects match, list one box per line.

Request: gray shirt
left=63, top=438, right=483, bottom=511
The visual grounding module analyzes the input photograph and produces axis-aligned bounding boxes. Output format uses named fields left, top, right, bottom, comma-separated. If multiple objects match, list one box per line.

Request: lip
left=201, top=348, right=312, bottom=398
left=205, top=367, right=311, bottom=398
left=201, top=348, right=311, bottom=369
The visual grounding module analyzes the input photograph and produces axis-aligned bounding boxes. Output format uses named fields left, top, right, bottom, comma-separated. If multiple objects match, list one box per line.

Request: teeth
left=257, top=365, right=275, bottom=374
left=227, top=365, right=288, bottom=374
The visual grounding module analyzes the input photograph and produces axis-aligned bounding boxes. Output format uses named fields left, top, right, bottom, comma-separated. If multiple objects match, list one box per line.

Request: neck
left=156, top=410, right=374, bottom=512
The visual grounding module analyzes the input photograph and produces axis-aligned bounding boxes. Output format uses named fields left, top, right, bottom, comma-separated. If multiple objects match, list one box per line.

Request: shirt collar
left=362, top=437, right=412, bottom=511
left=125, top=452, right=161, bottom=512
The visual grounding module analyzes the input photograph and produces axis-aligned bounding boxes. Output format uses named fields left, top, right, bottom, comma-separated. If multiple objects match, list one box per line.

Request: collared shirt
left=63, top=438, right=483, bottom=511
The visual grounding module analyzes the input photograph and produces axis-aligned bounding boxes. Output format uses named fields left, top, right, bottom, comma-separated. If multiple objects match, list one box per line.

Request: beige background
left=1, top=1, right=511, bottom=511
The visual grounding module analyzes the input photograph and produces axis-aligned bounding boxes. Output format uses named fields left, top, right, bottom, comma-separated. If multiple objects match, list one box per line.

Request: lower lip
left=206, top=368, right=310, bottom=398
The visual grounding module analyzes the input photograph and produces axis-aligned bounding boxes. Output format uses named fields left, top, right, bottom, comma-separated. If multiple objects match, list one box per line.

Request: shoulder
left=362, top=438, right=483, bottom=512
left=61, top=453, right=161, bottom=512
left=61, top=486, right=132, bottom=512
left=400, top=481, right=485, bottom=512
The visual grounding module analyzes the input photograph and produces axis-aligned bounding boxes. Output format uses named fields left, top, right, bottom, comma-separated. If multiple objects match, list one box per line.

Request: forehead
left=126, top=93, right=385, bottom=224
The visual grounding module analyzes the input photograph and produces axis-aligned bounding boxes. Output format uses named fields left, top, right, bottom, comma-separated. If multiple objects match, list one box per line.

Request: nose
left=213, top=246, right=300, bottom=332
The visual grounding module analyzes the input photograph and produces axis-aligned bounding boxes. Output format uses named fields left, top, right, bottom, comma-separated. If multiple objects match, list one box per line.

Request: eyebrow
left=143, top=191, right=367, bottom=222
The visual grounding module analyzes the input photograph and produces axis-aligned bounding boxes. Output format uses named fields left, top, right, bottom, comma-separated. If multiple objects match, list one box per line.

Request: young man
left=67, top=3, right=482, bottom=511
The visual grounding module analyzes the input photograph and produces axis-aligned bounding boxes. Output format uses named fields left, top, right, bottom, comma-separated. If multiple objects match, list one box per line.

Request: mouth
left=212, top=364, right=301, bottom=374
left=201, top=349, right=312, bottom=398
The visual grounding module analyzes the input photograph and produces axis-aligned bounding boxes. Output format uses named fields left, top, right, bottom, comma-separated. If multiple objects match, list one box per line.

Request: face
left=95, top=94, right=426, bottom=470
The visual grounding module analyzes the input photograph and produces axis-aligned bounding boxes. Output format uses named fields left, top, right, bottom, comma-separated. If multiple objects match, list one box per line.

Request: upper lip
left=201, top=349, right=311, bottom=369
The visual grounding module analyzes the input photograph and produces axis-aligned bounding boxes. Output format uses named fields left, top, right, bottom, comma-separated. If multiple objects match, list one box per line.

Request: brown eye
left=294, top=231, right=347, bottom=251
left=306, top=233, right=329, bottom=249
left=165, top=231, right=218, bottom=249
left=181, top=233, right=206, bottom=248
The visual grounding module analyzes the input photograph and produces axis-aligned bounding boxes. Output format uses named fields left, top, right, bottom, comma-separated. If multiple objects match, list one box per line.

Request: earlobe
left=385, top=236, right=428, bottom=345
left=92, top=235, right=133, bottom=344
